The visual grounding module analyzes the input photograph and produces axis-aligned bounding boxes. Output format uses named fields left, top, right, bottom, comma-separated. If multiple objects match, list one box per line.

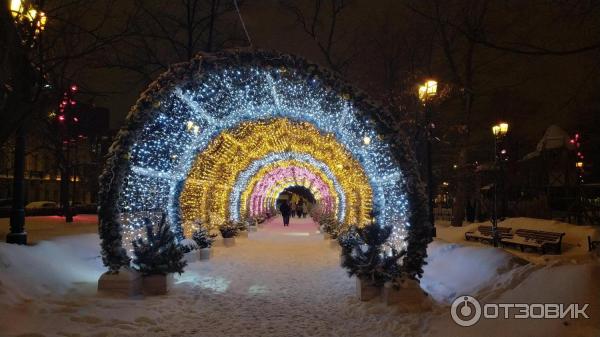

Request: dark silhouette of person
left=290, top=201, right=297, bottom=218
left=297, top=199, right=304, bottom=217
left=280, top=200, right=291, bottom=226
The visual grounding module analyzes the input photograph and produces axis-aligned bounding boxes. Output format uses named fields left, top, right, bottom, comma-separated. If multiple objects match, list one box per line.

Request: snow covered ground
left=0, top=215, right=598, bottom=337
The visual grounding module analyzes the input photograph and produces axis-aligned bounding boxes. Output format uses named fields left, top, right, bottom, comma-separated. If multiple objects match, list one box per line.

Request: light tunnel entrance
left=98, top=49, right=431, bottom=275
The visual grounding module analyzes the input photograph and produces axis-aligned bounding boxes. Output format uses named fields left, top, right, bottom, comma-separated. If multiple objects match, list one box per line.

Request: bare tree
left=104, top=0, right=245, bottom=83
left=280, top=0, right=357, bottom=75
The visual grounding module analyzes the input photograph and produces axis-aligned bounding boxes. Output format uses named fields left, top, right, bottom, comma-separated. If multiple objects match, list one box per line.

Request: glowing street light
left=490, top=121, right=509, bottom=247
left=418, top=80, right=438, bottom=102
left=417, top=79, right=438, bottom=237
left=10, top=0, right=47, bottom=34
left=492, top=122, right=509, bottom=137
left=363, top=136, right=371, bottom=145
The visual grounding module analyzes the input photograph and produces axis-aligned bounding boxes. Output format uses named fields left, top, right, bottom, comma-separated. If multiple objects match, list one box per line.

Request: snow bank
left=0, top=234, right=104, bottom=305
left=421, top=241, right=531, bottom=303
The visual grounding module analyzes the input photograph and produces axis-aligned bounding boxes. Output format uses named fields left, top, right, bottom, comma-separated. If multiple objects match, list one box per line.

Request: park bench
left=465, top=225, right=512, bottom=243
left=501, top=229, right=565, bottom=254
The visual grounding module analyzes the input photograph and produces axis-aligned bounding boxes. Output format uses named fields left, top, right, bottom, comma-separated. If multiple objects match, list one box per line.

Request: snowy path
left=0, top=216, right=427, bottom=337
left=0, top=216, right=599, bottom=337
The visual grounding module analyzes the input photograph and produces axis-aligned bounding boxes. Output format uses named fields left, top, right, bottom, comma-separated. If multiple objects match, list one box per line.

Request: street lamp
left=10, top=0, right=47, bottom=43
left=7, top=0, right=47, bottom=245
left=491, top=122, right=509, bottom=247
left=418, top=79, right=438, bottom=237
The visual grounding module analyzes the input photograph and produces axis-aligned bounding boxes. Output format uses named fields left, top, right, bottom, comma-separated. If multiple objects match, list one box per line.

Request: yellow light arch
left=179, top=118, right=372, bottom=235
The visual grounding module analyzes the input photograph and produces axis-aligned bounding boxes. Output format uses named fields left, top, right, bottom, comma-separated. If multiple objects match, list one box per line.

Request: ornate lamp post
left=418, top=80, right=438, bottom=237
left=7, top=0, right=47, bottom=244
left=491, top=122, right=509, bottom=247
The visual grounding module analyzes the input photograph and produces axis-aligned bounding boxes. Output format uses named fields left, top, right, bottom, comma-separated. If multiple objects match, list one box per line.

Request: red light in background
left=58, top=115, right=65, bottom=121
left=70, top=85, right=78, bottom=92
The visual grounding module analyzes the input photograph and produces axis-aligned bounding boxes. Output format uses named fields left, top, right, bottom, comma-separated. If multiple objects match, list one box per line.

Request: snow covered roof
left=522, top=125, right=575, bottom=160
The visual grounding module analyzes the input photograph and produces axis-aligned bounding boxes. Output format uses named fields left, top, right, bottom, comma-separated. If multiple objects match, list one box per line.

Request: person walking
left=302, top=203, right=308, bottom=218
left=296, top=200, right=303, bottom=217
left=280, top=201, right=291, bottom=226
left=290, top=202, right=297, bottom=218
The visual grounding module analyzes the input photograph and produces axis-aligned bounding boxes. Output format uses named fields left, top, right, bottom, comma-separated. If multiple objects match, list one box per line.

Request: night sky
left=70, top=0, right=599, bottom=174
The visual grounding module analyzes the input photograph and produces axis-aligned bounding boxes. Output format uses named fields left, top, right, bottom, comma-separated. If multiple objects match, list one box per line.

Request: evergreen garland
left=132, top=214, right=187, bottom=276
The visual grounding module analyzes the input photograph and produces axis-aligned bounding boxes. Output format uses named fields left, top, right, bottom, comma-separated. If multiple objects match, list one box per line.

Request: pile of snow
left=0, top=234, right=104, bottom=305
left=421, top=241, right=531, bottom=303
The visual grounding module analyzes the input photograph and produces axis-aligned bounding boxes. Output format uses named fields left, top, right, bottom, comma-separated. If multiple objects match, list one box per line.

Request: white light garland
left=117, top=66, right=409, bottom=251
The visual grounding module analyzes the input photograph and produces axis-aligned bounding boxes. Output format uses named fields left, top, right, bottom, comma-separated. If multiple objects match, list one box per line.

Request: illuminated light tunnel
left=98, top=49, right=432, bottom=273
left=244, top=164, right=336, bottom=219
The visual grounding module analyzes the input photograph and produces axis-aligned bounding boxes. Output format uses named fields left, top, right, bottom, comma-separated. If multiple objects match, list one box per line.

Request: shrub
left=191, top=226, right=217, bottom=249
left=132, top=214, right=187, bottom=276
left=219, top=220, right=239, bottom=238
left=179, top=238, right=198, bottom=253
left=340, top=224, right=405, bottom=287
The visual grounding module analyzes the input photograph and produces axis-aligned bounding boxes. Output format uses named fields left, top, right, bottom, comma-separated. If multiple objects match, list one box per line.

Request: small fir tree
left=340, top=224, right=406, bottom=287
left=192, top=226, right=217, bottom=248
left=219, top=220, right=239, bottom=238
left=132, top=214, right=187, bottom=276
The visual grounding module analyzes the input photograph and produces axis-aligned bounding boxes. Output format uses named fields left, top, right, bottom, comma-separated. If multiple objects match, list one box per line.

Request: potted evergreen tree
left=132, top=214, right=187, bottom=295
left=219, top=220, right=238, bottom=247
left=179, top=238, right=199, bottom=263
left=340, top=224, right=405, bottom=301
left=192, top=226, right=216, bottom=260
left=337, top=225, right=360, bottom=264
left=247, top=217, right=258, bottom=232
left=236, top=220, right=249, bottom=238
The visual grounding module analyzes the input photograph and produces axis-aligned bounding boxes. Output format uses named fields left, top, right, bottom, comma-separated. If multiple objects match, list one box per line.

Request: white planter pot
left=97, top=268, right=141, bottom=296
left=356, top=277, right=380, bottom=301
left=198, top=247, right=212, bottom=260
left=183, top=251, right=198, bottom=263
left=223, top=237, right=236, bottom=247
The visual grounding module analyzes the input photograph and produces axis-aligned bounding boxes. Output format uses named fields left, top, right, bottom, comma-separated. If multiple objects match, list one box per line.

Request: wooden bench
left=502, top=229, right=565, bottom=254
left=465, top=225, right=512, bottom=243
left=589, top=236, right=600, bottom=252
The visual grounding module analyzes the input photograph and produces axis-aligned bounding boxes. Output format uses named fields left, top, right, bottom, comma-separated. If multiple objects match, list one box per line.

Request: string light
left=179, top=118, right=373, bottom=230
left=229, top=152, right=346, bottom=222
left=118, top=66, right=409, bottom=252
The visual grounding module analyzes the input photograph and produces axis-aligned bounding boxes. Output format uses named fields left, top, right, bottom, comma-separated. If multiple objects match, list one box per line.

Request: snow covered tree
left=341, top=224, right=406, bottom=287
left=132, top=214, right=187, bottom=275
left=219, top=220, right=239, bottom=238
left=192, top=225, right=217, bottom=249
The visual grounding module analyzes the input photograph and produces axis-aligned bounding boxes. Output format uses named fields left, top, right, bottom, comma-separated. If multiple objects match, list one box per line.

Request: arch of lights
left=99, top=50, right=431, bottom=272
left=243, top=164, right=337, bottom=218
left=178, top=118, right=373, bottom=235
left=230, top=152, right=346, bottom=222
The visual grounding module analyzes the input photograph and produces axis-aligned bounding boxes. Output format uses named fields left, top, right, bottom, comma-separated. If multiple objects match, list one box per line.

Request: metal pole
left=426, top=103, right=436, bottom=237
left=492, top=136, right=498, bottom=247
left=7, top=125, right=27, bottom=244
